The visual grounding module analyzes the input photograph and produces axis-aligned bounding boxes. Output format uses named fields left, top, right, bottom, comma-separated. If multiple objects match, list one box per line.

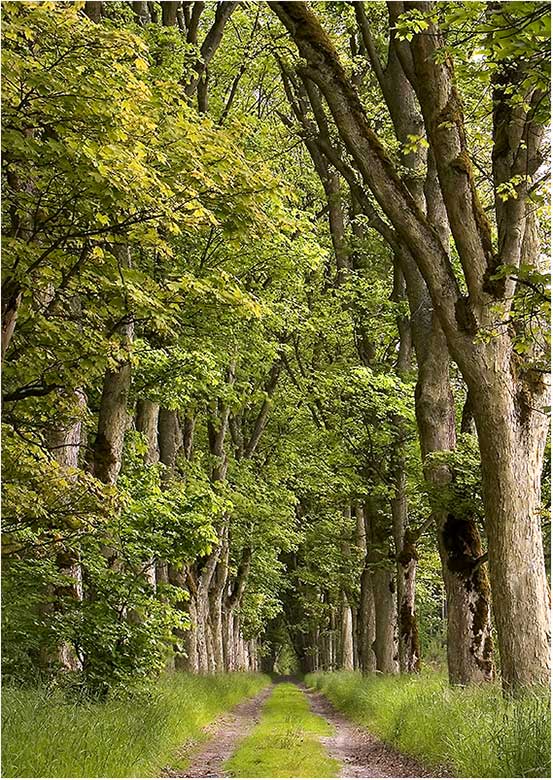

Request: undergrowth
left=2, top=672, right=269, bottom=778
left=306, top=671, right=550, bottom=778
left=225, top=682, right=339, bottom=778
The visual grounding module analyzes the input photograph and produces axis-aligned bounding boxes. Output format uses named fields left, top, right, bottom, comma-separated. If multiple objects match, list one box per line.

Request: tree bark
left=132, top=1, right=150, bottom=26
left=473, top=360, right=550, bottom=689
left=93, top=246, right=133, bottom=485
left=47, top=389, right=87, bottom=671
left=84, top=1, right=102, bottom=22
left=161, top=1, right=180, bottom=26
left=340, top=593, right=354, bottom=671
left=158, top=408, right=182, bottom=480
left=183, top=588, right=199, bottom=673
left=136, top=400, right=160, bottom=464
left=183, top=2, right=235, bottom=96
left=356, top=504, right=376, bottom=673
left=366, top=504, right=399, bottom=674
left=391, top=466, right=420, bottom=674
left=93, top=341, right=132, bottom=485
left=372, top=567, right=399, bottom=674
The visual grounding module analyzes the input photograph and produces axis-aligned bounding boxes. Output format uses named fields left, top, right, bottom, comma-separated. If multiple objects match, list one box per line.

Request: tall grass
left=225, top=682, right=339, bottom=778
left=306, top=671, right=550, bottom=778
left=2, top=672, right=269, bottom=778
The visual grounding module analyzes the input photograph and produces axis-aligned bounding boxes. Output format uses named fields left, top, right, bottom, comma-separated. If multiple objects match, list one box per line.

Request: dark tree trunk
left=84, top=1, right=102, bottom=22
left=161, top=1, right=180, bottom=26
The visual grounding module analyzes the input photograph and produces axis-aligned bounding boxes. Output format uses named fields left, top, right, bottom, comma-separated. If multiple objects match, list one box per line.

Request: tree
left=270, top=0, right=550, bottom=690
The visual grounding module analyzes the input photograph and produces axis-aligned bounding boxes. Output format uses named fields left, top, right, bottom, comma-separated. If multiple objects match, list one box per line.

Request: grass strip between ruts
left=224, top=682, right=340, bottom=778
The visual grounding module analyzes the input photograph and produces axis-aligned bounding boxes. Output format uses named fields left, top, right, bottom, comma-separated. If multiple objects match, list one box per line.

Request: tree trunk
left=183, top=593, right=199, bottom=673
left=340, top=594, right=354, bottom=671
left=1, top=280, right=22, bottom=361
left=365, top=501, right=398, bottom=674
left=472, top=362, right=550, bottom=690
left=155, top=562, right=175, bottom=672
left=93, top=247, right=133, bottom=485
left=223, top=609, right=234, bottom=671
left=161, top=1, right=180, bottom=26
left=93, top=360, right=131, bottom=484
left=356, top=505, right=376, bottom=673
left=132, top=1, right=150, bottom=25
left=84, top=1, right=102, bottom=22
left=195, top=587, right=211, bottom=673
left=158, top=408, right=182, bottom=479
left=416, top=318, right=494, bottom=685
left=391, top=466, right=420, bottom=674
left=209, top=591, right=225, bottom=672
left=136, top=400, right=160, bottom=464
left=46, top=390, right=87, bottom=672
left=168, top=564, right=190, bottom=671
left=372, top=566, right=399, bottom=674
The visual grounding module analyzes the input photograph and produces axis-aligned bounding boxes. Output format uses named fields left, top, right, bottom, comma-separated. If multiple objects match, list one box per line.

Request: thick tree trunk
left=372, top=566, right=399, bottom=674
left=416, top=318, right=494, bottom=685
left=161, top=1, right=179, bottom=26
left=365, top=501, right=398, bottom=674
left=473, top=363, right=550, bottom=689
left=132, top=1, right=150, bottom=25
left=93, top=246, right=133, bottom=484
left=158, top=409, right=182, bottom=480
left=93, top=356, right=131, bottom=484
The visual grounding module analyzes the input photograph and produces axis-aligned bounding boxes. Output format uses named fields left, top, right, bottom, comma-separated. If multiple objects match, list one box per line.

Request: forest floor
left=164, top=678, right=437, bottom=778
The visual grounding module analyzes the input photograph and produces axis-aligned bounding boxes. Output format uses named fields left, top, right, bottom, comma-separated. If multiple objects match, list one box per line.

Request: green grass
left=225, top=682, right=340, bottom=778
left=306, top=671, right=551, bottom=778
left=2, top=672, right=269, bottom=778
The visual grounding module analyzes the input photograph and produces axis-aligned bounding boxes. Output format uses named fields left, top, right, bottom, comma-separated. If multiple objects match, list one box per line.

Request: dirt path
left=163, top=685, right=273, bottom=778
left=303, top=685, right=445, bottom=778
left=163, top=680, right=444, bottom=779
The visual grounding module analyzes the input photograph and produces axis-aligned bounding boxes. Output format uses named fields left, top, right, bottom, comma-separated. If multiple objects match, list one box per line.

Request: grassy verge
left=225, top=682, right=340, bottom=778
left=2, top=672, right=269, bottom=778
left=306, top=670, right=550, bottom=778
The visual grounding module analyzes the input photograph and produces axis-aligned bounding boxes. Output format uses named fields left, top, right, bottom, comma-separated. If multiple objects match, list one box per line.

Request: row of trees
left=2, top=0, right=550, bottom=695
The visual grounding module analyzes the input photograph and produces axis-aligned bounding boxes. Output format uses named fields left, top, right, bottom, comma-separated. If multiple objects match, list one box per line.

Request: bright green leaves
left=394, top=7, right=438, bottom=41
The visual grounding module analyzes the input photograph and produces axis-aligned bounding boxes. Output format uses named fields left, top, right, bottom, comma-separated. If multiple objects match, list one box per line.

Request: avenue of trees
left=2, top=0, right=550, bottom=697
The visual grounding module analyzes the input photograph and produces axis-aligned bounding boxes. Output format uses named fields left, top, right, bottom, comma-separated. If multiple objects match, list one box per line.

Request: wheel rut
left=164, top=680, right=444, bottom=778
left=302, top=684, right=446, bottom=778
left=162, top=685, right=273, bottom=778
